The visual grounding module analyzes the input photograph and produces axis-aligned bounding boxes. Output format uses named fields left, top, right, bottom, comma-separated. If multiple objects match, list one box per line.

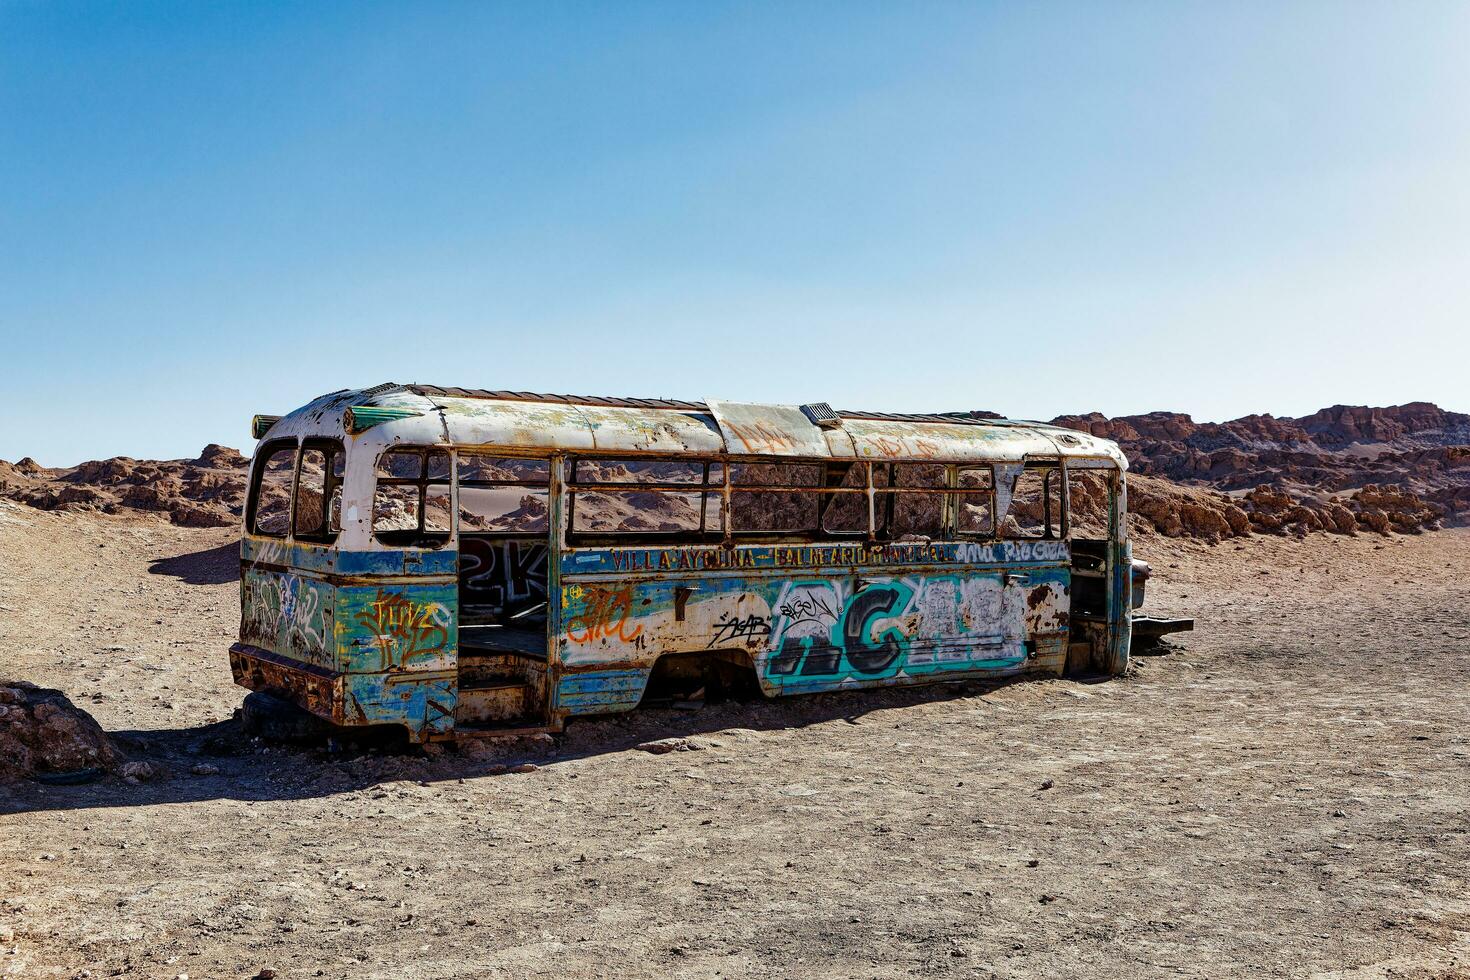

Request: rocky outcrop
left=0, top=681, right=122, bottom=783
left=3, top=446, right=248, bottom=527
left=1052, top=402, right=1469, bottom=537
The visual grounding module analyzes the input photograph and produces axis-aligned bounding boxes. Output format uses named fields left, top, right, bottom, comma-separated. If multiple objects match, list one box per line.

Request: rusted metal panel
left=554, top=541, right=1074, bottom=713
left=706, top=400, right=850, bottom=457
left=230, top=643, right=344, bottom=723
left=456, top=682, right=528, bottom=724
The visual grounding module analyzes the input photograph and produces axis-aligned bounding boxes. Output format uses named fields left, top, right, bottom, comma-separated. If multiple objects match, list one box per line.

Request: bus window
left=459, top=455, right=550, bottom=532
left=876, top=463, right=946, bottom=541
left=819, top=462, right=869, bottom=534
left=373, top=448, right=451, bottom=547
left=956, top=466, right=994, bottom=535
left=730, top=462, right=822, bottom=534
left=293, top=441, right=344, bottom=542
left=569, top=458, right=722, bottom=535
left=1004, top=466, right=1058, bottom=539
left=250, top=443, right=297, bottom=537
left=1067, top=469, right=1111, bottom=540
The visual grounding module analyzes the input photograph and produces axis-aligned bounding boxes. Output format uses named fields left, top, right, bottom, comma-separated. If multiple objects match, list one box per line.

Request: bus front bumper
left=229, top=643, right=346, bottom=726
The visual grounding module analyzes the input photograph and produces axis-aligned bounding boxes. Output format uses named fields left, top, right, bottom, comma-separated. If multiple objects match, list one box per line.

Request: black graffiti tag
left=776, top=593, right=837, bottom=633
left=708, top=612, right=772, bottom=648
left=460, top=539, right=548, bottom=609
left=840, top=586, right=904, bottom=674
left=769, top=585, right=904, bottom=677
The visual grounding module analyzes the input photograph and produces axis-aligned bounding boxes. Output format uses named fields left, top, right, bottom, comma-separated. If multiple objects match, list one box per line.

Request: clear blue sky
left=3, top=1, right=1467, bottom=465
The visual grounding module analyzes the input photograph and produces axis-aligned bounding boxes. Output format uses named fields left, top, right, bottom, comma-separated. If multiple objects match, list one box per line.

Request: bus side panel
left=240, top=564, right=338, bottom=670
left=334, top=580, right=459, bottom=738
left=334, top=581, right=458, bottom=675
left=553, top=546, right=1072, bottom=715
left=339, top=669, right=457, bottom=738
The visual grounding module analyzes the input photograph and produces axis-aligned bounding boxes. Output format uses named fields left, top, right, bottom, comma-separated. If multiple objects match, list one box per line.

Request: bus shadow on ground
left=147, top=542, right=239, bottom=585
left=0, top=675, right=1056, bottom=815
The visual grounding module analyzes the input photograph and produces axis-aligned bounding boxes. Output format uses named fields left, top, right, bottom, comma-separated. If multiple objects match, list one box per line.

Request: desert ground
left=2, top=498, right=1468, bottom=979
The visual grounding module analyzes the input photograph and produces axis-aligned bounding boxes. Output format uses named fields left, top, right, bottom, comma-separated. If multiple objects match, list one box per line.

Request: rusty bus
left=231, top=384, right=1143, bottom=742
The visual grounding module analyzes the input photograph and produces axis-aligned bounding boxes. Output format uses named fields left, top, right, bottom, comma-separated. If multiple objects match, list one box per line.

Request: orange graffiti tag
left=355, top=590, right=450, bottom=670
left=871, top=435, right=907, bottom=458
left=911, top=438, right=941, bottom=459
left=727, top=420, right=796, bottom=453
left=565, top=585, right=644, bottom=645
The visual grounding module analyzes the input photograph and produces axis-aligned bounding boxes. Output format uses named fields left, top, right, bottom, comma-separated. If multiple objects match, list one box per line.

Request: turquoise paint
left=343, top=669, right=457, bottom=736
left=556, top=669, right=648, bottom=715
left=241, top=537, right=456, bottom=576
left=238, top=539, right=462, bottom=737
left=335, top=582, right=458, bottom=675
left=557, top=556, right=1073, bottom=709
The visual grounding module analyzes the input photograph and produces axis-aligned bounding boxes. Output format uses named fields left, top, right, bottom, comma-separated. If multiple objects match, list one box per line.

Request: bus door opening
left=454, top=454, right=552, bottom=729
left=1064, top=466, right=1115, bottom=675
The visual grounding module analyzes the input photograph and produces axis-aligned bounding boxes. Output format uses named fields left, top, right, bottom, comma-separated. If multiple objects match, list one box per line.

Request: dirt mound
left=0, top=680, right=122, bottom=783
left=1053, top=402, right=1468, bottom=538
left=3, top=445, right=249, bottom=528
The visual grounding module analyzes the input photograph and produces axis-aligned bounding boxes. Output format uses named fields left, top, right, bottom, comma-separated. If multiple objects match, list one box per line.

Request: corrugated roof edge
left=401, top=383, right=1073, bottom=432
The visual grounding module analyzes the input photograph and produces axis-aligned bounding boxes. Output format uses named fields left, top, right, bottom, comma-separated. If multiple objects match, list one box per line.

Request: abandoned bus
left=231, top=384, right=1138, bottom=742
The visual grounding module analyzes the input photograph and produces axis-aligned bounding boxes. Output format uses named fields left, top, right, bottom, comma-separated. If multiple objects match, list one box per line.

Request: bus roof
left=263, top=383, right=1127, bottom=468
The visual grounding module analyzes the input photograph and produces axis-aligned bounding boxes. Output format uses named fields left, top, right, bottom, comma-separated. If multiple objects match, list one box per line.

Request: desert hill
left=0, top=444, right=248, bottom=528
left=1052, top=402, right=1468, bottom=538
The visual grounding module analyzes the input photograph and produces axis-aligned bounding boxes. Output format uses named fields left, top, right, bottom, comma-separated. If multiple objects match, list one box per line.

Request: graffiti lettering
left=769, top=633, right=843, bottom=676
left=461, top=538, right=548, bottom=609
left=591, top=540, right=1070, bottom=574
left=726, top=419, right=797, bottom=454
left=565, top=586, right=644, bottom=645
left=840, top=586, right=905, bottom=673
left=354, top=590, right=451, bottom=670
left=707, top=612, right=771, bottom=648
left=775, top=593, right=837, bottom=633
left=242, top=572, right=332, bottom=665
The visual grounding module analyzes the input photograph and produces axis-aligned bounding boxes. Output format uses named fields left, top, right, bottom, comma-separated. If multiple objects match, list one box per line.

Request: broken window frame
left=1002, top=463, right=1061, bottom=540
left=566, top=455, right=726, bottom=545
left=1063, top=464, right=1115, bottom=542
left=371, top=446, right=453, bottom=549
left=292, top=438, right=346, bottom=544
left=728, top=460, right=870, bottom=541
left=246, top=438, right=298, bottom=539
left=953, top=464, right=997, bottom=538
left=456, top=452, right=552, bottom=535
left=871, top=462, right=954, bottom=542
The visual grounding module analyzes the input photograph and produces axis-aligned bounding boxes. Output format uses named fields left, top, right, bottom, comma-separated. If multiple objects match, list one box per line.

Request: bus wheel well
left=642, top=649, right=762, bottom=703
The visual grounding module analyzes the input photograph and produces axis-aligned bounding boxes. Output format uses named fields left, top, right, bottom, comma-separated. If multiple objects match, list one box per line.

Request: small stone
left=1039, top=779, right=1054, bottom=791
left=120, top=760, right=156, bottom=782
left=254, top=970, right=278, bottom=980
left=637, top=737, right=702, bottom=755
left=509, top=763, right=538, bottom=774
left=190, top=763, right=220, bottom=776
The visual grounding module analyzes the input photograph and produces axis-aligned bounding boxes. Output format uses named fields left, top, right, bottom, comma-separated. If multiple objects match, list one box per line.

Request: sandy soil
left=1, top=497, right=1468, bottom=979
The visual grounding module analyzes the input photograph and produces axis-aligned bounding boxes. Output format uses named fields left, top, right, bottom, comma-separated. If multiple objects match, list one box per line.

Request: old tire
left=240, top=692, right=333, bottom=743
